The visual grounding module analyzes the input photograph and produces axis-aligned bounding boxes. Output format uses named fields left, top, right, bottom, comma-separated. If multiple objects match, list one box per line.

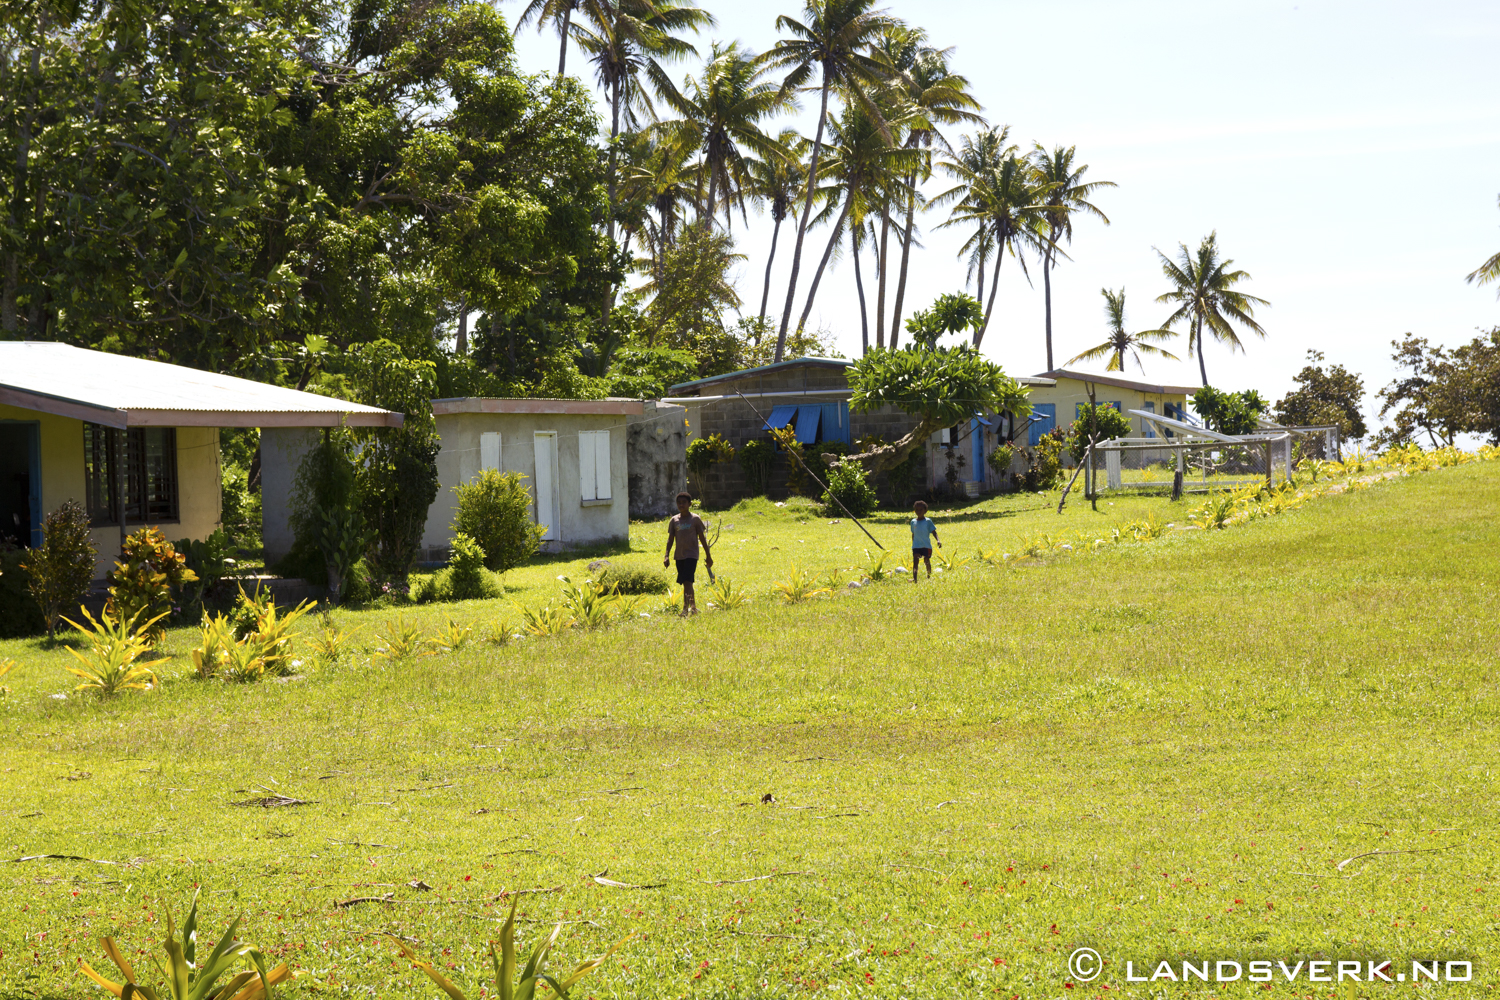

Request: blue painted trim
left=1029, top=404, right=1056, bottom=446
left=793, top=405, right=821, bottom=444
left=763, top=404, right=798, bottom=430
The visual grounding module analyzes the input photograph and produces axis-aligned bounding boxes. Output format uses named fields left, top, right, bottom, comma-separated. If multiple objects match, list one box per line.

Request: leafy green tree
left=1067, top=404, right=1131, bottom=462
left=760, top=0, right=893, bottom=362
left=1066, top=288, right=1178, bottom=373
left=1375, top=331, right=1500, bottom=448
left=605, top=345, right=699, bottom=397
left=1031, top=144, right=1115, bottom=371
left=843, top=345, right=1032, bottom=474
left=334, top=341, right=442, bottom=582
left=1155, top=231, right=1270, bottom=385
left=1191, top=385, right=1267, bottom=436
left=904, top=292, right=983, bottom=349
left=1273, top=350, right=1367, bottom=440
left=637, top=221, right=744, bottom=353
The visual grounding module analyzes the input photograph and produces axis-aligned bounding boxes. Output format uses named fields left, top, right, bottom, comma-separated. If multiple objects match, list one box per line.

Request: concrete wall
left=260, top=426, right=318, bottom=566
left=1, top=404, right=221, bottom=578
left=424, top=412, right=630, bottom=557
left=627, top=401, right=687, bottom=518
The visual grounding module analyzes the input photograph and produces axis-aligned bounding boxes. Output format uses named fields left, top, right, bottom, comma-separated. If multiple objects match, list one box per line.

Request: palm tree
left=937, top=132, right=1050, bottom=349
left=1154, top=231, right=1270, bottom=384
left=872, top=29, right=984, bottom=349
left=793, top=102, right=919, bottom=352
left=744, top=130, right=810, bottom=323
left=573, top=0, right=714, bottom=318
left=616, top=131, right=697, bottom=287
left=758, top=0, right=893, bottom=362
left=934, top=127, right=1008, bottom=333
left=1031, top=144, right=1114, bottom=371
left=1067, top=288, right=1179, bottom=373
left=1468, top=195, right=1500, bottom=297
left=515, top=0, right=586, bottom=76
left=653, top=41, right=791, bottom=229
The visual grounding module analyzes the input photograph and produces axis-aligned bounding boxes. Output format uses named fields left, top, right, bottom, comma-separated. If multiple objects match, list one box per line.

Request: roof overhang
left=432, top=397, right=645, bottom=416
left=1033, top=369, right=1198, bottom=395
left=0, top=385, right=402, bottom=429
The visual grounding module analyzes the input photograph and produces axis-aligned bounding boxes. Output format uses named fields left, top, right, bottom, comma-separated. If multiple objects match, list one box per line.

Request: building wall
left=0, top=404, right=221, bottom=577
left=679, top=366, right=925, bottom=506
left=260, top=426, right=319, bottom=567
left=424, top=412, right=630, bottom=556
left=626, top=401, right=688, bottom=518
left=1023, top=379, right=1190, bottom=467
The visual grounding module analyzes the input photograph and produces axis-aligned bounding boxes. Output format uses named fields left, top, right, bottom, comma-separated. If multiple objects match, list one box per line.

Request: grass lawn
left=2, top=462, right=1498, bottom=999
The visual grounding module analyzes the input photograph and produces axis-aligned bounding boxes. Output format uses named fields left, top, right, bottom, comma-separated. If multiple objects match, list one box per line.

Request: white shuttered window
left=578, top=430, right=612, bottom=502
left=480, top=432, right=501, bottom=472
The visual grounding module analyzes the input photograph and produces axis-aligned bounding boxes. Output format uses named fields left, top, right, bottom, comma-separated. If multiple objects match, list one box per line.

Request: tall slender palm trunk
left=1195, top=314, right=1208, bottom=384
left=603, top=79, right=623, bottom=323
left=758, top=212, right=785, bottom=324
left=1042, top=249, right=1055, bottom=370
left=557, top=5, right=573, bottom=75
left=853, top=227, right=870, bottom=355
left=875, top=205, right=890, bottom=349
left=775, top=78, right=831, bottom=362
left=795, top=194, right=852, bottom=338
left=976, top=243, right=1003, bottom=349
left=889, top=171, right=918, bottom=348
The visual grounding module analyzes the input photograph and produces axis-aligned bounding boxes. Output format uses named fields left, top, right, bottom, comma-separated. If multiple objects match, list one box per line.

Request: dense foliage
left=1067, top=404, right=1132, bottom=462
left=21, top=501, right=97, bottom=639
left=1375, top=330, right=1500, bottom=449
left=451, top=469, right=545, bottom=573
left=1192, top=385, right=1268, bottom=436
left=1274, top=350, right=1367, bottom=440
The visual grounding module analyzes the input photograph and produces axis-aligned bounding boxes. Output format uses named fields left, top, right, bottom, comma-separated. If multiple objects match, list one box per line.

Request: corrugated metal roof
left=1033, top=368, right=1199, bottom=396
left=0, top=342, right=402, bottom=428
left=667, top=357, right=852, bottom=394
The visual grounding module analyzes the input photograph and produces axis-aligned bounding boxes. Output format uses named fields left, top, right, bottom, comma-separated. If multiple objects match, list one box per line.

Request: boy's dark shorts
left=675, top=558, right=698, bottom=584
left=912, top=547, right=932, bottom=559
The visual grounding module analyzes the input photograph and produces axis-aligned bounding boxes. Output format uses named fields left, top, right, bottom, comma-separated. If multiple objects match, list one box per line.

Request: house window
left=83, top=424, right=179, bottom=526
left=1142, top=401, right=1157, bottom=439
left=578, top=429, right=612, bottom=503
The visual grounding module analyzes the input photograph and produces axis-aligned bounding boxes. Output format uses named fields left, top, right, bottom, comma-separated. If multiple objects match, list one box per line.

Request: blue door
left=0, top=421, right=41, bottom=548
left=971, top=418, right=986, bottom=482
left=819, top=402, right=851, bottom=444
left=1028, top=404, right=1056, bottom=446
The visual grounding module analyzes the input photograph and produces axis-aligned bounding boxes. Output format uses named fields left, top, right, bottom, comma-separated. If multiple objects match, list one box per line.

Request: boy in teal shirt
left=909, top=500, right=941, bottom=583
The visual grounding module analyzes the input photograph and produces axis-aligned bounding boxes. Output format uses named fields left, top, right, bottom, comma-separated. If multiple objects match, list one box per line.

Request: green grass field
left=2, top=461, right=1498, bottom=999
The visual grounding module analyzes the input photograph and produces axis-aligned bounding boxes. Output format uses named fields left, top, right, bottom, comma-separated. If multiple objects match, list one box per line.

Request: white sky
left=507, top=0, right=1500, bottom=436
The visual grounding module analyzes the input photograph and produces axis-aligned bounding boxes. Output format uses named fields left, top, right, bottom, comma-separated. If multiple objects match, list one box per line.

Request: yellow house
left=0, top=342, right=399, bottom=579
left=1026, top=369, right=1199, bottom=456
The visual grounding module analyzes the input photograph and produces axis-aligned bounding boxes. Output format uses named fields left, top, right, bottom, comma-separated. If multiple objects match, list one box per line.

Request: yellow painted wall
left=1022, top=378, right=1189, bottom=464
left=0, top=404, right=220, bottom=577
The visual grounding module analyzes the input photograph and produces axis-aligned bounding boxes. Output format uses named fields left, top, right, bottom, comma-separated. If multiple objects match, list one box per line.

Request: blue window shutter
left=794, top=405, right=822, bottom=444
left=764, top=404, right=798, bottom=430
left=820, top=402, right=850, bottom=444
left=1029, top=404, right=1056, bottom=446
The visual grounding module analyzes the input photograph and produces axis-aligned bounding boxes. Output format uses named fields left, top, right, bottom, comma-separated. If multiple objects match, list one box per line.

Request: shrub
left=317, top=506, right=373, bottom=605
left=987, top=443, right=1015, bottom=476
left=820, top=461, right=878, bottom=518
left=737, top=437, right=776, bottom=495
left=176, top=528, right=236, bottom=610
left=772, top=564, right=830, bottom=604
left=1192, top=385, right=1267, bottom=435
left=106, top=528, right=198, bottom=642
left=62, top=607, right=170, bottom=695
left=687, top=432, right=735, bottom=491
left=445, top=532, right=492, bottom=601
left=199, top=596, right=315, bottom=681
left=595, top=564, right=670, bottom=595
left=0, top=546, right=46, bottom=638
left=281, top=433, right=358, bottom=586
left=1015, top=429, right=1065, bottom=491
left=1067, top=404, right=1132, bottom=461
left=220, top=461, right=262, bottom=552
left=81, top=889, right=292, bottom=1000
left=411, top=565, right=504, bottom=604
left=21, top=500, right=97, bottom=639
left=452, top=469, right=545, bottom=572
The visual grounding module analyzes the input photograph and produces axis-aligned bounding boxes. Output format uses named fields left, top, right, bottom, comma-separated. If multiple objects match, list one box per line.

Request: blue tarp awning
left=764, top=405, right=798, bottom=430
left=793, top=405, right=822, bottom=444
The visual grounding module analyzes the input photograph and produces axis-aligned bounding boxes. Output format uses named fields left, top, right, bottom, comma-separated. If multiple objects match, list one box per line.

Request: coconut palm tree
left=935, top=127, right=1008, bottom=328
left=1031, top=144, right=1114, bottom=371
left=653, top=41, right=791, bottom=230
left=572, top=0, right=714, bottom=318
left=744, top=130, right=810, bottom=323
left=1154, top=231, right=1270, bottom=384
left=937, top=131, right=1050, bottom=349
left=758, top=0, right=893, bottom=362
left=616, top=131, right=697, bottom=287
left=515, top=0, right=587, bottom=76
left=1468, top=195, right=1500, bottom=298
left=872, top=29, right=984, bottom=349
left=1067, top=288, right=1179, bottom=373
left=793, top=101, right=919, bottom=352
